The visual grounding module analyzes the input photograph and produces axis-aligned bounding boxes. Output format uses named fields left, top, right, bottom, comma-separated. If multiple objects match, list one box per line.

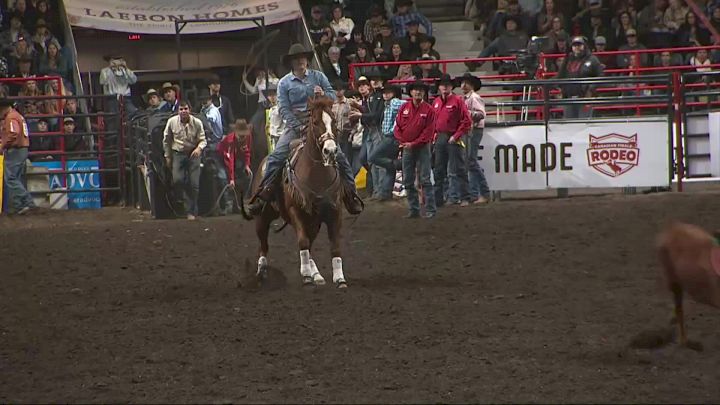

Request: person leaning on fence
left=368, top=84, right=404, bottom=201
left=99, top=54, right=137, bottom=116
left=394, top=80, right=437, bottom=219
left=433, top=74, right=472, bottom=207
left=218, top=118, right=253, bottom=214
left=557, top=36, right=604, bottom=119
left=247, top=43, right=363, bottom=216
left=163, top=100, right=207, bottom=221
left=457, top=73, right=490, bottom=204
left=160, top=82, right=180, bottom=114
left=0, top=96, right=36, bottom=215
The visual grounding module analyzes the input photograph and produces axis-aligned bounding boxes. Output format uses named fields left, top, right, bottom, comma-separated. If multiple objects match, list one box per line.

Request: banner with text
left=64, top=0, right=302, bottom=34
left=480, top=119, right=670, bottom=191
left=33, top=159, right=102, bottom=209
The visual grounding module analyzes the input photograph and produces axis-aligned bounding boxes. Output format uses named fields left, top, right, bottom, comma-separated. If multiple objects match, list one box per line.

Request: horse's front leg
left=327, top=212, right=347, bottom=288
left=288, top=207, right=325, bottom=286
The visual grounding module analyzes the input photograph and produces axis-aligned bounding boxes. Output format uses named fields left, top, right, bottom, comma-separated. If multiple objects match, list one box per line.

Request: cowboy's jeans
left=3, top=147, right=35, bottom=213
left=172, top=151, right=201, bottom=216
left=366, top=127, right=384, bottom=198
left=467, top=128, right=490, bottom=199
left=402, top=143, right=436, bottom=215
left=259, top=125, right=356, bottom=194
left=434, top=132, right=470, bottom=205
left=368, top=133, right=399, bottom=199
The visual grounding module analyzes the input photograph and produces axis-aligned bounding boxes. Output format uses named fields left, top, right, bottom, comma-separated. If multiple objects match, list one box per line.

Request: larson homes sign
left=64, top=0, right=302, bottom=34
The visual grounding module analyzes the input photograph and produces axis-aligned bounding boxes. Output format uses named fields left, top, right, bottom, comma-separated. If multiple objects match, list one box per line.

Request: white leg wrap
left=257, top=256, right=268, bottom=275
left=309, top=259, right=319, bottom=274
left=332, top=257, right=345, bottom=283
left=299, top=250, right=312, bottom=277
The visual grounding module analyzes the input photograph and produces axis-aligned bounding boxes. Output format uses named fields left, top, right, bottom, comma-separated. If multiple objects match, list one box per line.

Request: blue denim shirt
left=277, top=69, right=336, bottom=129
left=202, top=104, right=224, bottom=143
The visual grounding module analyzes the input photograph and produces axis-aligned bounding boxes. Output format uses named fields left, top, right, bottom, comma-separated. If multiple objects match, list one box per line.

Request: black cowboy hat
left=282, top=43, right=315, bottom=67
left=418, top=34, right=436, bottom=47
left=437, top=73, right=454, bottom=87
left=382, top=84, right=401, bottom=98
left=407, top=79, right=429, bottom=93
left=454, top=72, right=482, bottom=90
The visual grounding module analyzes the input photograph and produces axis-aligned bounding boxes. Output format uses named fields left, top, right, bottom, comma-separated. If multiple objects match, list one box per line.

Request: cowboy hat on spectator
left=382, top=84, right=401, bottom=99
left=282, top=43, right=315, bottom=68
left=418, top=34, right=436, bottom=47
left=161, top=82, right=180, bottom=95
left=437, top=73, right=454, bottom=87
left=355, top=75, right=371, bottom=88
left=454, top=73, right=482, bottom=90
left=143, top=88, right=159, bottom=103
left=407, top=79, right=429, bottom=93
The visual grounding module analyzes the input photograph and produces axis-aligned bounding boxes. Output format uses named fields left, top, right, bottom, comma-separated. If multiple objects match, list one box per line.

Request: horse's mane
left=307, top=96, right=334, bottom=114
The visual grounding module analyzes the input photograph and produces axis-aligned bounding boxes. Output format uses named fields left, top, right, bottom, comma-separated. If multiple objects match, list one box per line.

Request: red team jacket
left=393, top=100, right=436, bottom=147
left=432, top=93, right=472, bottom=142
left=217, top=131, right=252, bottom=181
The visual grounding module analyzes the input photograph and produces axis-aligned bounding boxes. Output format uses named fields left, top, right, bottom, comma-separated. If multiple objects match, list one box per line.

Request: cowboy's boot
left=343, top=191, right=364, bottom=215
left=248, top=186, right=274, bottom=216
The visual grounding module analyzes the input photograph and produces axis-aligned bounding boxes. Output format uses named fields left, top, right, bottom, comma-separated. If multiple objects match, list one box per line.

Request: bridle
left=306, top=106, right=338, bottom=167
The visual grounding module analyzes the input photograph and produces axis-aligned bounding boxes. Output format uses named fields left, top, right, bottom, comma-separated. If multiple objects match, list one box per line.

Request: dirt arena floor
left=2, top=191, right=720, bottom=403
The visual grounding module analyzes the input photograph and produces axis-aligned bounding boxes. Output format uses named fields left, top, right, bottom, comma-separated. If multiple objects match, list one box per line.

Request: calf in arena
left=657, top=222, right=720, bottom=349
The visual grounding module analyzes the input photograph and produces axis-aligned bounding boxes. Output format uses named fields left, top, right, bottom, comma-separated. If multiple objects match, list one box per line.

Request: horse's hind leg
left=327, top=214, right=347, bottom=288
left=255, top=213, right=271, bottom=280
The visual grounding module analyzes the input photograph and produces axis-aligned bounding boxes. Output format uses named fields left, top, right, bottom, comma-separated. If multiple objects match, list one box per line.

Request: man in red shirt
left=217, top=118, right=253, bottom=214
left=394, top=80, right=437, bottom=219
left=432, top=74, right=472, bottom=207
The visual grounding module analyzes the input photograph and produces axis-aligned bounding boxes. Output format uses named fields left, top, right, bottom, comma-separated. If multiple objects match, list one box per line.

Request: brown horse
left=246, top=96, right=348, bottom=288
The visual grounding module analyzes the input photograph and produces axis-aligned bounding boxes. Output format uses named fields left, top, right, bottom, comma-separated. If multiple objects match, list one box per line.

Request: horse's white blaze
left=323, top=139, right=337, bottom=153
left=321, top=111, right=333, bottom=137
left=332, top=257, right=345, bottom=283
left=300, top=249, right=312, bottom=276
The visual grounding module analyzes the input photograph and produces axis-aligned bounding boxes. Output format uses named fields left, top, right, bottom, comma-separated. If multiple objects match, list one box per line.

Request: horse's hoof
left=313, top=273, right=326, bottom=286
left=336, top=280, right=348, bottom=289
left=302, top=276, right=314, bottom=286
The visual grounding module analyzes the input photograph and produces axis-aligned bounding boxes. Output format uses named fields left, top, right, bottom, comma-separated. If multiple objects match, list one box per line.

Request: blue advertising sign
left=33, top=159, right=102, bottom=209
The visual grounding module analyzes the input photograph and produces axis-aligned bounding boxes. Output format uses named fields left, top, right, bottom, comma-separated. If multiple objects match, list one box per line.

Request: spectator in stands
left=99, top=54, right=137, bottom=115
left=330, top=4, right=354, bottom=50
left=63, top=97, right=87, bottom=134
left=656, top=50, right=674, bottom=68
left=62, top=116, right=88, bottom=152
left=353, top=43, right=377, bottom=77
left=391, top=0, right=432, bottom=37
left=160, top=82, right=180, bottom=113
left=315, top=26, right=335, bottom=59
left=18, top=76, right=39, bottom=98
left=557, top=36, right=604, bottom=118
left=394, top=80, right=436, bottom=219
left=368, top=84, right=404, bottom=201
left=617, top=28, right=648, bottom=68
left=418, top=35, right=439, bottom=62
left=457, top=73, right=490, bottom=205
left=333, top=82, right=353, bottom=159
left=10, top=56, right=33, bottom=81
left=33, top=0, right=57, bottom=32
left=593, top=36, right=616, bottom=69
left=364, top=6, right=386, bottom=44
left=8, top=35, right=36, bottom=73
left=207, top=77, right=234, bottom=134
left=383, top=41, right=404, bottom=77
left=399, top=20, right=424, bottom=60
left=163, top=100, right=207, bottom=220
left=242, top=67, right=280, bottom=105
left=29, top=117, right=54, bottom=159
left=394, top=63, right=416, bottom=88
left=345, top=26, right=371, bottom=62
left=433, top=74, right=471, bottom=207
left=372, top=22, right=395, bottom=57
left=31, top=19, right=56, bottom=55
left=471, top=16, right=529, bottom=74
left=0, top=94, right=36, bottom=214
left=689, top=48, right=712, bottom=72
left=487, top=0, right=531, bottom=40
left=676, top=12, right=711, bottom=47
left=637, top=0, right=671, bottom=48
left=613, top=10, right=636, bottom=47
left=323, top=45, right=350, bottom=83
left=663, top=0, right=688, bottom=34
left=415, top=54, right=442, bottom=81
left=711, top=7, right=720, bottom=34
left=38, top=39, right=70, bottom=80
left=218, top=118, right=253, bottom=208
left=308, top=5, right=331, bottom=45
left=43, top=77, right=66, bottom=129
left=12, top=0, right=36, bottom=33
left=537, top=0, right=565, bottom=35
left=0, top=14, right=30, bottom=53
left=585, top=10, right=615, bottom=49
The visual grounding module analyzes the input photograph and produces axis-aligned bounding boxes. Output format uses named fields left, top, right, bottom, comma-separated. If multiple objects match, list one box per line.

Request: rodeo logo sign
left=586, top=133, right=640, bottom=177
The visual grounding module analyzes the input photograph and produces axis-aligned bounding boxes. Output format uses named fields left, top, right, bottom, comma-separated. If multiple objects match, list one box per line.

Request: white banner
left=64, top=0, right=302, bottom=34
left=480, top=119, right=670, bottom=191
left=478, top=125, right=548, bottom=190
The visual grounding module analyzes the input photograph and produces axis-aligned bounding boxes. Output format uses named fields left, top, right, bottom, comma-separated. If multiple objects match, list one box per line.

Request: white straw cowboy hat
left=282, top=43, right=315, bottom=68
